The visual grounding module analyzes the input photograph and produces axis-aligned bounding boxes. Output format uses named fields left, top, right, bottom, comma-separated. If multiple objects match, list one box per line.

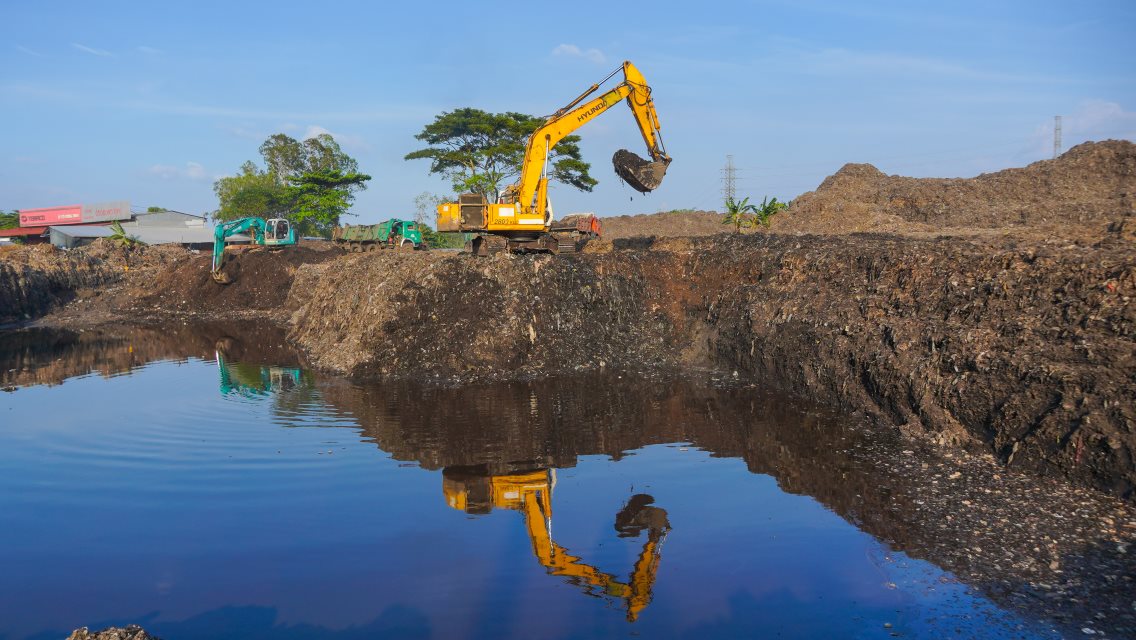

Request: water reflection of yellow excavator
left=443, top=467, right=670, bottom=622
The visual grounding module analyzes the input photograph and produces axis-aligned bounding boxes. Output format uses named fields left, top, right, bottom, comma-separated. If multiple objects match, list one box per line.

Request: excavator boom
left=514, top=61, right=670, bottom=212
left=442, top=468, right=670, bottom=622
left=435, top=60, right=670, bottom=254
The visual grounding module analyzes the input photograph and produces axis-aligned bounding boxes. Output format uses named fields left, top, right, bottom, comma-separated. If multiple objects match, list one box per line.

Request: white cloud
left=552, top=44, right=606, bottom=64
left=302, top=124, right=371, bottom=151
left=71, top=42, right=113, bottom=57
left=147, top=161, right=209, bottom=181
left=224, top=126, right=266, bottom=140
left=1031, top=100, right=1136, bottom=156
left=15, top=44, right=42, bottom=57
left=137, top=45, right=162, bottom=55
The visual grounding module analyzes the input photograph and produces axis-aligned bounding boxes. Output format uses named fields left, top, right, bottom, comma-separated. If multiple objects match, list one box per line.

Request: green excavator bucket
left=613, top=149, right=671, bottom=193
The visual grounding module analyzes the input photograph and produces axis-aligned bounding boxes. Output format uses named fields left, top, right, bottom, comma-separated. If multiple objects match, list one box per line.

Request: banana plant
left=753, top=196, right=788, bottom=228
left=109, top=221, right=142, bottom=247
left=722, top=196, right=757, bottom=234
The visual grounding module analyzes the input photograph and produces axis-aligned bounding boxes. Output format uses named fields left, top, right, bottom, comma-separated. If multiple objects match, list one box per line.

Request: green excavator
left=211, top=217, right=296, bottom=284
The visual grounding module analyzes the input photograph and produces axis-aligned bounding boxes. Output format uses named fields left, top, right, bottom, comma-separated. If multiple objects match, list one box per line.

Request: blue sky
left=2, top=0, right=1134, bottom=224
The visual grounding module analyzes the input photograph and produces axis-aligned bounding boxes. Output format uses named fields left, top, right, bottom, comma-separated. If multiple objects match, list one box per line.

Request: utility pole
left=1053, top=115, right=1062, bottom=159
left=721, top=155, right=737, bottom=208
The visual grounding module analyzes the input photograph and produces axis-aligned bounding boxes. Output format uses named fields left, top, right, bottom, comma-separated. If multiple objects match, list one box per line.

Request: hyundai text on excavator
left=436, top=61, right=671, bottom=255
left=211, top=217, right=296, bottom=284
left=443, top=466, right=671, bottom=622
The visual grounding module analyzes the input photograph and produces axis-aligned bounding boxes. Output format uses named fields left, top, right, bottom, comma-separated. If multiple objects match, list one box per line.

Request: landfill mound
left=138, top=243, right=341, bottom=317
left=598, top=210, right=726, bottom=239
left=770, top=140, right=1136, bottom=241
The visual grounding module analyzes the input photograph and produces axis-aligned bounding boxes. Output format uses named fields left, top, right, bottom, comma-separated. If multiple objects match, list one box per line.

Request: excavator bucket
left=613, top=149, right=671, bottom=193
left=211, top=270, right=233, bottom=285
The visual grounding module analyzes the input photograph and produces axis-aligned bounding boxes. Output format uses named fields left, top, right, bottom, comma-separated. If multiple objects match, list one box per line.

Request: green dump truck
left=332, top=219, right=426, bottom=252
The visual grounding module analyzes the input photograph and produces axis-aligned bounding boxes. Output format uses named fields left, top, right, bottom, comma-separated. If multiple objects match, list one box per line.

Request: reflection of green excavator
left=211, top=217, right=296, bottom=284
left=215, top=344, right=303, bottom=397
left=443, top=467, right=670, bottom=622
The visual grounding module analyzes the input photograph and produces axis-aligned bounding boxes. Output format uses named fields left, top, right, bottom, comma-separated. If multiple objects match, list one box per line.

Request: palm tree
left=722, top=197, right=757, bottom=234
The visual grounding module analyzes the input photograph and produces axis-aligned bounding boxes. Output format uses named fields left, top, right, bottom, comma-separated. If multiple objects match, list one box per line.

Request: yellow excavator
left=443, top=466, right=671, bottom=622
left=436, top=60, right=671, bottom=255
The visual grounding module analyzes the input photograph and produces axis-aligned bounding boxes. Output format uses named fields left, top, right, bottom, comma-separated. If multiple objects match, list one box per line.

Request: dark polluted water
left=0, top=324, right=1089, bottom=639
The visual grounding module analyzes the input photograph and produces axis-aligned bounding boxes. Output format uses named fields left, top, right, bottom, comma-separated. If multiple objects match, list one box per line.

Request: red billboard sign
left=19, top=201, right=131, bottom=227
left=19, top=205, right=82, bottom=227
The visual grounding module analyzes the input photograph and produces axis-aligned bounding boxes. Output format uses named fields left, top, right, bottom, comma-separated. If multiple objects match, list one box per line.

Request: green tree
left=146, top=206, right=165, bottom=213
left=213, top=161, right=291, bottom=221
left=722, top=197, right=757, bottom=234
left=405, top=108, right=596, bottom=202
left=214, top=133, right=371, bottom=237
left=287, top=169, right=371, bottom=236
left=753, top=196, right=788, bottom=228
left=259, top=134, right=306, bottom=181
left=0, top=210, right=18, bottom=230
left=412, top=192, right=467, bottom=248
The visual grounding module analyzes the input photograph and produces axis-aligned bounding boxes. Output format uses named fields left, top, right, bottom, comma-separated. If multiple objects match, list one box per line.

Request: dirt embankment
left=770, top=140, right=1136, bottom=242
left=0, top=240, right=188, bottom=325
left=597, top=210, right=725, bottom=239
left=277, top=233, right=1133, bottom=499
left=134, top=243, right=341, bottom=319
left=1, top=243, right=121, bottom=324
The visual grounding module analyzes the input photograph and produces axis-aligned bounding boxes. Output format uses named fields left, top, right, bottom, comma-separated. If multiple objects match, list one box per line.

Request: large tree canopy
left=405, top=108, right=597, bottom=202
left=214, top=133, right=370, bottom=236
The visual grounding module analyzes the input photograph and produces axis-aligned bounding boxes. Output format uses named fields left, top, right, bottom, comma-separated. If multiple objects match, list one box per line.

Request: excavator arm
left=511, top=61, right=671, bottom=216
left=442, top=467, right=670, bottom=622
left=520, top=488, right=670, bottom=621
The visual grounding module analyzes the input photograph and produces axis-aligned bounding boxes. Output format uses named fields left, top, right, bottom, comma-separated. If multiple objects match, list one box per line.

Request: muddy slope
left=137, top=244, right=341, bottom=318
left=282, top=235, right=1134, bottom=499
left=770, top=140, right=1136, bottom=241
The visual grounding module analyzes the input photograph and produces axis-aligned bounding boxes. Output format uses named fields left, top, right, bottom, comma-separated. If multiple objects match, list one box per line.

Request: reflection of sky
left=0, top=359, right=1046, bottom=639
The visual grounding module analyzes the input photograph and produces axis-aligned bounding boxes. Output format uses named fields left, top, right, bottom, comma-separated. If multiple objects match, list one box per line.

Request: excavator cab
left=264, top=218, right=293, bottom=245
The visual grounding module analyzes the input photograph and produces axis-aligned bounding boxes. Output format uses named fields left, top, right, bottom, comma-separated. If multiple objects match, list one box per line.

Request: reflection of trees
left=0, top=322, right=303, bottom=389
